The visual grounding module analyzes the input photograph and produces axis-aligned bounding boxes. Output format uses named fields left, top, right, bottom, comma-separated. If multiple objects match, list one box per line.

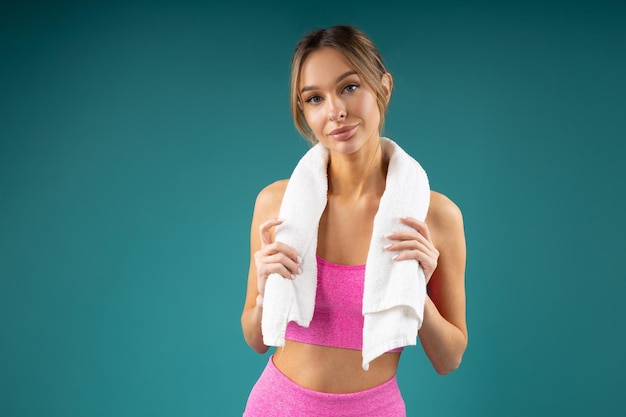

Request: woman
left=241, top=25, right=467, bottom=416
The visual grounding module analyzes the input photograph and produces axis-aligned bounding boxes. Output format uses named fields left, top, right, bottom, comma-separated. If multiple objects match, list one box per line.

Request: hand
left=254, top=218, right=301, bottom=300
left=385, top=216, right=439, bottom=284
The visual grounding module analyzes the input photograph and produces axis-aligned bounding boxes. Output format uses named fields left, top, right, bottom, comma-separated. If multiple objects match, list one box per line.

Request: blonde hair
left=290, top=25, right=390, bottom=144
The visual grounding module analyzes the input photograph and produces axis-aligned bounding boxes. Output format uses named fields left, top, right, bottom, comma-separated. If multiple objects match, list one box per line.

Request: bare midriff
left=273, top=340, right=401, bottom=394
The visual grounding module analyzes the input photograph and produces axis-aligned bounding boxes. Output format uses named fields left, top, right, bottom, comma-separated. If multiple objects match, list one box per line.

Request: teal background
left=1, top=0, right=625, bottom=416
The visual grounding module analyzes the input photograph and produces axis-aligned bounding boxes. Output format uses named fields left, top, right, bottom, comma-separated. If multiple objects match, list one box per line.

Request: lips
left=328, top=125, right=357, bottom=141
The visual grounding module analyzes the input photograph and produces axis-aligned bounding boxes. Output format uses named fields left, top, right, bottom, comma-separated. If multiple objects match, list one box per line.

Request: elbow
left=433, top=355, right=463, bottom=375
left=433, top=338, right=467, bottom=375
left=242, top=332, right=269, bottom=354
left=241, top=316, right=270, bottom=354
left=248, top=337, right=270, bottom=355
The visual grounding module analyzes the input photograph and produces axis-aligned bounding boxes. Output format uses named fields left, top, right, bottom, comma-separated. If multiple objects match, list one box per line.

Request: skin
left=241, top=47, right=468, bottom=394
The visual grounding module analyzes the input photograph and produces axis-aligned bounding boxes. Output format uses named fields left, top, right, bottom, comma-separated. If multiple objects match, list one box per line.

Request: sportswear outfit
left=243, top=256, right=406, bottom=417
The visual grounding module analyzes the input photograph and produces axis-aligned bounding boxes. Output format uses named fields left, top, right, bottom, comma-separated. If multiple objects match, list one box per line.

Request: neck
left=327, top=137, right=388, bottom=199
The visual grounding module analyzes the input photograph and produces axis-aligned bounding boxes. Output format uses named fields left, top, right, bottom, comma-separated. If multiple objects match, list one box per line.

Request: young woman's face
left=298, top=47, right=383, bottom=154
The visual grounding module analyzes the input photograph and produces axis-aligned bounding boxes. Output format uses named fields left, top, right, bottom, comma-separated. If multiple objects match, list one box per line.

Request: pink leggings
left=243, top=355, right=406, bottom=417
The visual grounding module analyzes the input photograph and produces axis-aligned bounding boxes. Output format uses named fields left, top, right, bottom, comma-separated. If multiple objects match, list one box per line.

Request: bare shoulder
left=427, top=191, right=463, bottom=224
left=426, top=191, right=464, bottom=247
left=253, top=179, right=289, bottom=219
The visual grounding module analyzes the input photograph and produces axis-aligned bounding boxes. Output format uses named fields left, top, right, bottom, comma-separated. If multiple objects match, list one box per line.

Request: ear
left=381, top=72, right=393, bottom=104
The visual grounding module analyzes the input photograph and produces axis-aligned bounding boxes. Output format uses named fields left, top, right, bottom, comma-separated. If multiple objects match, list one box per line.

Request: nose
left=328, top=96, right=346, bottom=122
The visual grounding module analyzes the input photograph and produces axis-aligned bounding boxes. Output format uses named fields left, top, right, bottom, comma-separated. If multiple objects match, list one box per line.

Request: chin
left=323, top=139, right=361, bottom=154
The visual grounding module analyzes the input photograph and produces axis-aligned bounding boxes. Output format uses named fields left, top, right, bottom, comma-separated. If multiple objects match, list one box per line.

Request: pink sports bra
left=285, top=255, right=403, bottom=353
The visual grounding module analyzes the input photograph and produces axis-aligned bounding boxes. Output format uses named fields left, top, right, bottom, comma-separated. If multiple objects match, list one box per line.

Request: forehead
left=299, top=47, right=356, bottom=88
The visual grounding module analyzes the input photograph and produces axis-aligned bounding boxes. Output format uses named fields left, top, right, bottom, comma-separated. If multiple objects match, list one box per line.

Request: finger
left=400, top=216, right=432, bottom=240
left=270, top=241, right=300, bottom=264
left=259, top=218, right=284, bottom=247
left=260, top=241, right=300, bottom=265
left=392, top=249, right=438, bottom=277
left=393, top=250, right=437, bottom=284
left=258, top=262, right=296, bottom=280
left=385, top=239, right=434, bottom=255
left=262, top=252, right=301, bottom=276
left=386, top=230, right=431, bottom=246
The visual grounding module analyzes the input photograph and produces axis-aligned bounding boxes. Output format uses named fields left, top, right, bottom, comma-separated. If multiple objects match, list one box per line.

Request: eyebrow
left=300, top=70, right=358, bottom=94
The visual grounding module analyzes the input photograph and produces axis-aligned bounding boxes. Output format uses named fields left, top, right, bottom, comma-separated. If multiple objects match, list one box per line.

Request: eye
left=304, top=95, right=322, bottom=104
left=343, top=83, right=359, bottom=93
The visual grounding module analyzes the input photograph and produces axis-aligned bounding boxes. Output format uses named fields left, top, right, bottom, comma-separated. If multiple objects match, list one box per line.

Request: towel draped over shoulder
left=261, top=137, right=430, bottom=371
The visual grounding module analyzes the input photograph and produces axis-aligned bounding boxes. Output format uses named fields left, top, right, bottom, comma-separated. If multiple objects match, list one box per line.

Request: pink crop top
left=285, top=255, right=403, bottom=353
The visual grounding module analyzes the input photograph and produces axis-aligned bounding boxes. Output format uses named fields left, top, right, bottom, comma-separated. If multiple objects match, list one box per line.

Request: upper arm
left=426, top=191, right=468, bottom=339
left=242, top=179, right=289, bottom=311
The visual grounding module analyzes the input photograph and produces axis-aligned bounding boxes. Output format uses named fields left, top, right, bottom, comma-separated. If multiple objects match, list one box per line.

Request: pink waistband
left=243, top=355, right=406, bottom=417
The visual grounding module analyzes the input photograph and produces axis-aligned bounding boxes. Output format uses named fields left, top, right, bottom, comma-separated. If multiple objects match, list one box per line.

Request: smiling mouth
left=329, top=125, right=354, bottom=135
left=328, top=125, right=357, bottom=140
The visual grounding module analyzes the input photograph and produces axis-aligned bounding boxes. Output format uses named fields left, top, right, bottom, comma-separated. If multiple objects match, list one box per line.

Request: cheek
left=303, top=107, right=326, bottom=132
left=354, top=94, right=380, bottom=127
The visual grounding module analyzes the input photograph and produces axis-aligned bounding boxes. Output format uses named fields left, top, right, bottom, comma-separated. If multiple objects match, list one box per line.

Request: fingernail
left=297, top=256, right=302, bottom=263
left=297, top=268, right=303, bottom=274
left=383, top=243, right=392, bottom=249
left=291, top=274, right=297, bottom=280
left=384, top=233, right=393, bottom=238
left=392, top=254, right=399, bottom=261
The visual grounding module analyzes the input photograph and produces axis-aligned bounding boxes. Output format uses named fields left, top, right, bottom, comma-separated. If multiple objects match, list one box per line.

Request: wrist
left=255, top=293, right=264, bottom=308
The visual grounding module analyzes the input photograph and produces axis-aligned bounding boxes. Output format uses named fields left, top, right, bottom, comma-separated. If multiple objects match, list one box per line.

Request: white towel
left=261, top=137, right=430, bottom=370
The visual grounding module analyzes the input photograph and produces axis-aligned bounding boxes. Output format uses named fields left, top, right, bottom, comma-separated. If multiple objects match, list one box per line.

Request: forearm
left=241, top=302, right=270, bottom=354
left=418, top=296, right=467, bottom=375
